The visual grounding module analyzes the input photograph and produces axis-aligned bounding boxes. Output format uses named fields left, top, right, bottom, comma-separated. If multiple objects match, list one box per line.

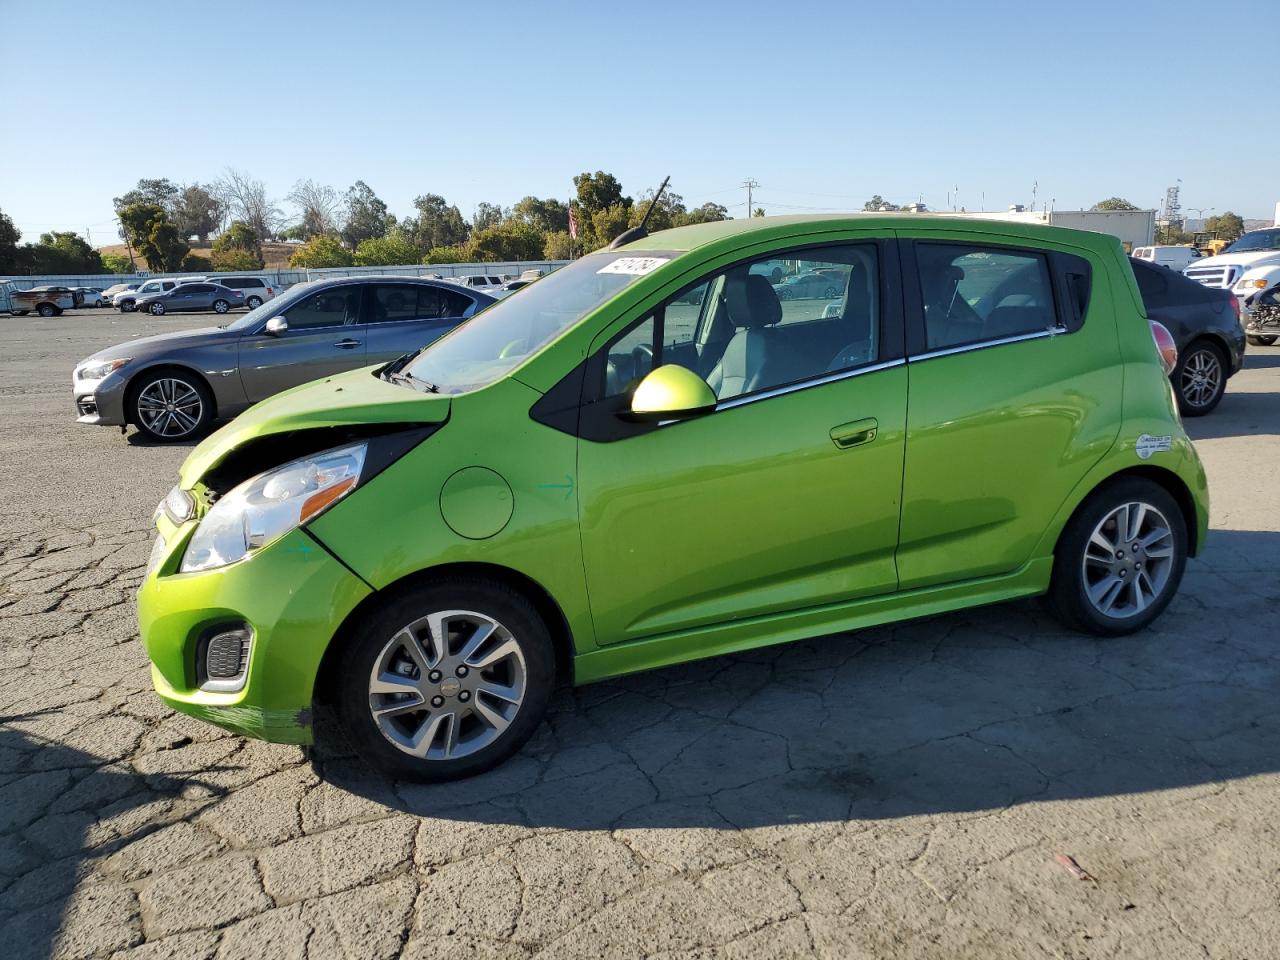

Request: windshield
left=403, top=251, right=677, bottom=393
left=1224, top=229, right=1280, bottom=254
left=222, top=280, right=318, bottom=331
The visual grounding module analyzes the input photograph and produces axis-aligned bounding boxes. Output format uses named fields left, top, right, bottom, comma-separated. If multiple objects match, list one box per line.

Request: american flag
left=568, top=203, right=578, bottom=241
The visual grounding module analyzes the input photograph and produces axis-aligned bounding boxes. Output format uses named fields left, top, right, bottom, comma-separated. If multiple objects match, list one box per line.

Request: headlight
left=1237, top=278, right=1269, bottom=289
left=180, top=443, right=367, bottom=573
left=77, top=357, right=131, bottom=380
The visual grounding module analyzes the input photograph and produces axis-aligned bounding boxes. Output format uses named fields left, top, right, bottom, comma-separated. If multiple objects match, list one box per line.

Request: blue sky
left=3, top=0, right=1278, bottom=244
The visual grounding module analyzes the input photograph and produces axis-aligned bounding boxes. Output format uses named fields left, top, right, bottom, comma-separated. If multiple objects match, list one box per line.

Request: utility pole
left=742, top=178, right=759, bottom=217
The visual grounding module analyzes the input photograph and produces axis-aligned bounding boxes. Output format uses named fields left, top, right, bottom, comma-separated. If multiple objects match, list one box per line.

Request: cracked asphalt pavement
left=2, top=311, right=1278, bottom=959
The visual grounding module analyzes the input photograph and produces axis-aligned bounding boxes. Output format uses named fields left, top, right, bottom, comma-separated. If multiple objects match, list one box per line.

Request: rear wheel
left=212, top=299, right=230, bottom=314
left=1045, top=477, right=1187, bottom=636
left=333, top=578, right=556, bottom=781
left=128, top=369, right=213, bottom=443
left=246, top=295, right=263, bottom=309
left=1174, top=340, right=1226, bottom=416
left=37, top=304, right=55, bottom=317
left=1248, top=334, right=1277, bottom=346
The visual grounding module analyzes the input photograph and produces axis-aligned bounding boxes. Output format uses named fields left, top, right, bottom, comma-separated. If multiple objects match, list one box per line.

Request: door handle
left=333, top=338, right=361, bottom=349
left=830, top=418, right=878, bottom=449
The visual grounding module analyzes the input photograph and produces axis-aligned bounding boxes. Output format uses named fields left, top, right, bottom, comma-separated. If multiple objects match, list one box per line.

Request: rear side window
left=915, top=243, right=1058, bottom=351
left=1131, top=260, right=1168, bottom=303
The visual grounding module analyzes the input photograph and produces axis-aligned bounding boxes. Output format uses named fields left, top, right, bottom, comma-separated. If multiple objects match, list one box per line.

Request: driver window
left=601, top=278, right=712, bottom=398
left=284, top=287, right=361, bottom=330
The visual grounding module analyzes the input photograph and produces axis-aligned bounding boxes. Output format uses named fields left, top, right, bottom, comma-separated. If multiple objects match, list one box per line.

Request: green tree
left=1091, top=197, right=1139, bottom=211
left=146, top=220, right=190, bottom=271
left=212, top=221, right=265, bottom=270
left=289, top=234, right=353, bottom=268
left=753, top=207, right=766, bottom=217
left=511, top=196, right=569, bottom=234
left=354, top=231, right=421, bottom=266
left=181, top=252, right=213, bottom=272
left=30, top=231, right=105, bottom=274
left=212, top=249, right=264, bottom=271
left=472, top=202, right=506, bottom=232
left=863, top=195, right=899, bottom=212
left=422, top=243, right=472, bottom=265
left=173, top=184, right=223, bottom=241
left=681, top=202, right=730, bottom=224
left=574, top=171, right=629, bottom=214
left=408, top=194, right=469, bottom=251
left=1204, top=211, right=1245, bottom=241
left=469, top=222, right=545, bottom=262
left=341, top=180, right=389, bottom=250
left=101, top=252, right=134, bottom=274
left=542, top=230, right=572, bottom=260
left=113, top=178, right=180, bottom=214
left=0, top=208, right=23, bottom=274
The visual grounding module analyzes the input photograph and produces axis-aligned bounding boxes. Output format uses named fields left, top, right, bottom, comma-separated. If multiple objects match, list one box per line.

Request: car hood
left=83, top=326, right=234, bottom=363
left=1190, top=250, right=1280, bottom=269
left=180, top=365, right=451, bottom=487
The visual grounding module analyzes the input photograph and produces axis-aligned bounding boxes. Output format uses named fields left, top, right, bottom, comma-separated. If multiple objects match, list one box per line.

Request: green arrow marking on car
left=537, top=475, right=574, bottom=500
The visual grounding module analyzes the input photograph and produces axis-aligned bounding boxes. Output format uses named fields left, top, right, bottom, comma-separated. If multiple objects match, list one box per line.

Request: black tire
left=823, top=285, right=837, bottom=298
left=1248, top=334, right=1278, bottom=346
left=1174, top=340, right=1226, bottom=416
left=1044, top=477, right=1188, bottom=637
left=120, top=300, right=135, bottom=313
left=149, top=301, right=165, bottom=316
left=127, top=368, right=214, bottom=443
left=246, top=295, right=263, bottom=309
left=332, top=577, right=556, bottom=782
left=37, top=304, right=55, bottom=317
left=212, top=299, right=230, bottom=314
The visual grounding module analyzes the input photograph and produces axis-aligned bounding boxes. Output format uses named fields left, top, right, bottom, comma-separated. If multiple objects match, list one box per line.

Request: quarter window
left=369, top=284, right=474, bottom=323
left=915, top=244, right=1058, bottom=351
left=599, top=244, right=881, bottom=402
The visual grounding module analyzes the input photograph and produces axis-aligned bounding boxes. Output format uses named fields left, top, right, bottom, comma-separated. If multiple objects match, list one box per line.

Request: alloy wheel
left=213, top=300, right=229, bottom=314
left=150, top=302, right=165, bottom=316
left=1081, top=501, right=1176, bottom=619
left=368, top=610, right=527, bottom=761
left=135, top=378, right=203, bottom=438
left=1180, top=348, right=1221, bottom=409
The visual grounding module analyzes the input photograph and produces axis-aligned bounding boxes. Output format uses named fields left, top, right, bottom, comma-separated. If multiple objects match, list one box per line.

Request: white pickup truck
left=1183, top=227, right=1280, bottom=343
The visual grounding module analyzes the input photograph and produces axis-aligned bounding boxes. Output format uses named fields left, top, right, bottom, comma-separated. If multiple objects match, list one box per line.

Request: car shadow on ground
left=316, top=528, right=1280, bottom=832
left=0, top=723, right=232, bottom=959
left=1184, top=391, right=1279, bottom=440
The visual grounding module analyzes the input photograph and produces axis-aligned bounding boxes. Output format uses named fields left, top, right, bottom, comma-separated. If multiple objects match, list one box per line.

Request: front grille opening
left=77, top=396, right=98, bottom=416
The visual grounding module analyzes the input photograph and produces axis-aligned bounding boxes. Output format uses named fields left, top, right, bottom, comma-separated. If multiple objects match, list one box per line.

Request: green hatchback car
left=138, top=215, right=1209, bottom=780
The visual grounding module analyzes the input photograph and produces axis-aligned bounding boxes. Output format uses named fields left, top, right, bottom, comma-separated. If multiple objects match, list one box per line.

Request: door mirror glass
left=264, top=316, right=288, bottom=336
left=628, top=365, right=717, bottom=421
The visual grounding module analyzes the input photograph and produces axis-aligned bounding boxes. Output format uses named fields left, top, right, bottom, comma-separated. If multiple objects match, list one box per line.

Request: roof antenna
left=608, top=175, right=671, bottom=249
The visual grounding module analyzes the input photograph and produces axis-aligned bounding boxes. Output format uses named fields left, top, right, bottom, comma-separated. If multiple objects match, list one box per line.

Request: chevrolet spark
left=138, top=215, right=1209, bottom=781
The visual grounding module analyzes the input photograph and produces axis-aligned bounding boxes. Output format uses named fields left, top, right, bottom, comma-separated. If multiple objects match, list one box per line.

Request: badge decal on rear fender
left=1135, top=434, right=1172, bottom=460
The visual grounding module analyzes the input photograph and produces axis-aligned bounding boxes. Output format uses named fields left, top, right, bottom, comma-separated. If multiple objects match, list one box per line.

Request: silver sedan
left=72, top=276, right=491, bottom=443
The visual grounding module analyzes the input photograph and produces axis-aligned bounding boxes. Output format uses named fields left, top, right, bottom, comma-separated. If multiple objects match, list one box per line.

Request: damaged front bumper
left=137, top=518, right=372, bottom=744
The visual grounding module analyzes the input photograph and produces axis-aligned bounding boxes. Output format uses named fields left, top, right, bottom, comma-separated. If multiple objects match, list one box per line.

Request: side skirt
left=572, top=557, right=1055, bottom=685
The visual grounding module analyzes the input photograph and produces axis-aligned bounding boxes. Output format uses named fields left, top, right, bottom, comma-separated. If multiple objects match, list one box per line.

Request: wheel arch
left=313, top=561, right=576, bottom=708
left=1053, top=464, right=1201, bottom=559
left=122, top=362, right=219, bottom=425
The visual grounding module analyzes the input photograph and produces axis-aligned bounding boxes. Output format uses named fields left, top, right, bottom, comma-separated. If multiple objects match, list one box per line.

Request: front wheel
left=37, top=304, right=55, bottom=317
left=128, top=370, right=213, bottom=442
left=333, top=578, right=556, bottom=781
left=149, top=302, right=166, bottom=316
left=1174, top=341, right=1226, bottom=416
left=1247, top=334, right=1277, bottom=346
left=1045, top=478, right=1187, bottom=636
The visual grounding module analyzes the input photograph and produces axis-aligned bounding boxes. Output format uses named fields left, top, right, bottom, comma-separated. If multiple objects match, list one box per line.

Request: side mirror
left=627, top=365, right=717, bottom=421
left=264, top=316, right=288, bottom=336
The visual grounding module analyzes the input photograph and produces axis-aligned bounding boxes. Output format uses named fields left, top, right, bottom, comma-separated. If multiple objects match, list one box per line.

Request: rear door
left=236, top=283, right=367, bottom=401
left=895, top=234, right=1119, bottom=589
left=361, top=283, right=478, bottom=364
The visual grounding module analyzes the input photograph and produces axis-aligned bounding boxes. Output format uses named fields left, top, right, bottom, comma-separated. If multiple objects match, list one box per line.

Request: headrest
left=726, top=273, right=783, bottom=328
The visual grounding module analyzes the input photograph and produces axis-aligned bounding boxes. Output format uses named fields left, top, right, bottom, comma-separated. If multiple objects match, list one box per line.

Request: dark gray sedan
left=73, top=276, right=492, bottom=442
left=135, top=282, right=246, bottom=316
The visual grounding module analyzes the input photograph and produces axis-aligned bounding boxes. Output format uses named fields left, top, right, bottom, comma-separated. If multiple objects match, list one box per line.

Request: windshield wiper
left=386, top=369, right=439, bottom=393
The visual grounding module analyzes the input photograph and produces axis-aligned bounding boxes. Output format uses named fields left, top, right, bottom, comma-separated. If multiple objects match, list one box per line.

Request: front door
left=361, top=282, right=479, bottom=366
left=896, top=235, right=1120, bottom=589
left=577, top=240, right=907, bottom=645
left=237, top=283, right=367, bottom=401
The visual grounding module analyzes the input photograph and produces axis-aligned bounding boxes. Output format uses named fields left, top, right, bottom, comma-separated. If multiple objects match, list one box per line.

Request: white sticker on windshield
left=1135, top=434, right=1172, bottom=459
left=597, top=257, right=670, bottom=276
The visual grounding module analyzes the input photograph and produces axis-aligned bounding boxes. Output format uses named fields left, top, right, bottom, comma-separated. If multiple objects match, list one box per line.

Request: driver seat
left=706, top=274, right=783, bottom=399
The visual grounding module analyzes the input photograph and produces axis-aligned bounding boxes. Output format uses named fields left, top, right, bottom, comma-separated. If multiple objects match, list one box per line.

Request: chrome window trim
left=910, top=325, right=1068, bottom=363
left=713, top=358, right=906, bottom=412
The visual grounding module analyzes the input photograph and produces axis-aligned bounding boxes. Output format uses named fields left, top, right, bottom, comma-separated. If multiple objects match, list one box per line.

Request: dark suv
left=1130, top=257, right=1246, bottom=416
left=214, top=276, right=276, bottom=309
